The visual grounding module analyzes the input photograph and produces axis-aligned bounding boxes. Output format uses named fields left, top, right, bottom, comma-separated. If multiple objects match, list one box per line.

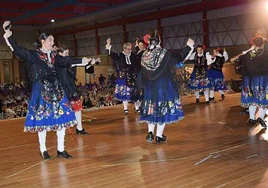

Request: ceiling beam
left=55, top=0, right=251, bottom=36
left=11, top=0, right=76, bottom=22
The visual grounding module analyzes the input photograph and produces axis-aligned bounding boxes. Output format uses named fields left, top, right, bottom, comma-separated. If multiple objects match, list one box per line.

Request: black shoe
left=206, top=101, right=210, bottom=104
left=196, top=99, right=200, bottom=104
left=76, top=128, right=88, bottom=135
left=240, top=108, right=249, bottom=114
left=156, top=135, right=167, bottom=143
left=209, top=97, right=214, bottom=101
left=146, top=131, right=154, bottom=143
left=221, top=94, right=225, bottom=100
left=257, top=117, right=267, bottom=128
left=124, top=109, right=128, bottom=115
left=40, top=151, right=51, bottom=159
left=248, top=119, right=257, bottom=125
left=57, top=150, right=72, bottom=159
left=135, top=109, right=140, bottom=114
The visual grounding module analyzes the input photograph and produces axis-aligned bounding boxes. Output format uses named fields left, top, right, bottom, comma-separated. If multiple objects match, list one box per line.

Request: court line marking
left=100, top=158, right=188, bottom=167
left=4, top=145, right=88, bottom=179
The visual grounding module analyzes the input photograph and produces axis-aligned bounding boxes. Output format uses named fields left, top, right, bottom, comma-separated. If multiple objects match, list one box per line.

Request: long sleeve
left=6, top=36, right=34, bottom=63
left=206, top=52, right=216, bottom=65
left=135, top=46, right=139, bottom=53
left=242, top=46, right=254, bottom=55
left=106, top=49, right=120, bottom=61
left=178, top=46, right=192, bottom=62
left=106, top=44, right=120, bottom=61
left=223, top=51, right=228, bottom=62
left=55, top=55, right=85, bottom=68
left=185, top=51, right=196, bottom=61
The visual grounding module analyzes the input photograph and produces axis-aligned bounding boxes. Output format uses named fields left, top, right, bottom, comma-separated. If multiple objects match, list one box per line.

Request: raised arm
left=223, top=49, right=228, bottom=62
left=178, top=38, right=195, bottom=62
left=105, top=38, right=120, bottom=61
left=3, top=21, right=33, bottom=63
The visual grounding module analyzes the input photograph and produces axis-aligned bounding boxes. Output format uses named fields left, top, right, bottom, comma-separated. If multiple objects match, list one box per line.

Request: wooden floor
left=1, top=92, right=268, bottom=188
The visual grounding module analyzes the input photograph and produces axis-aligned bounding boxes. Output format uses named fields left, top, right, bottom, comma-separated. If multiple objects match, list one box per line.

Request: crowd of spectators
left=0, top=80, right=29, bottom=119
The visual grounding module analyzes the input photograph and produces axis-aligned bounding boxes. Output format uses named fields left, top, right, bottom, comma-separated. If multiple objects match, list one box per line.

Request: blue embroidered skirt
left=188, top=69, right=212, bottom=91
left=207, top=69, right=226, bottom=91
left=241, top=75, right=268, bottom=108
left=114, top=77, right=139, bottom=101
left=140, top=77, right=184, bottom=125
left=24, top=81, right=76, bottom=133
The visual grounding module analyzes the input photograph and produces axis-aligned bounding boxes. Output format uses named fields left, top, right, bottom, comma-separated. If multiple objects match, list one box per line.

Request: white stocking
left=249, top=105, right=257, bottom=120
left=195, top=91, right=200, bottom=99
left=38, top=130, right=47, bottom=153
left=204, top=90, right=209, bottom=102
left=135, top=101, right=140, bottom=110
left=148, top=123, right=155, bottom=133
left=209, top=90, right=214, bottom=98
left=123, top=101, right=128, bottom=110
left=258, top=107, right=266, bottom=119
left=57, top=128, right=66, bottom=152
left=156, top=123, right=166, bottom=138
left=75, top=111, right=82, bottom=131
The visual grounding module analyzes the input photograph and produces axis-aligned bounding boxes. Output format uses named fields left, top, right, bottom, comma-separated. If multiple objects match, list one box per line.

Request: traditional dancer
left=139, top=30, right=194, bottom=143
left=231, top=29, right=267, bottom=124
left=3, top=21, right=92, bottom=159
left=187, top=45, right=212, bottom=104
left=207, top=47, right=228, bottom=101
left=230, top=45, right=255, bottom=116
left=106, top=38, right=141, bottom=114
left=240, top=29, right=268, bottom=128
left=56, top=44, right=99, bottom=135
left=134, top=38, right=148, bottom=111
left=135, top=38, right=147, bottom=61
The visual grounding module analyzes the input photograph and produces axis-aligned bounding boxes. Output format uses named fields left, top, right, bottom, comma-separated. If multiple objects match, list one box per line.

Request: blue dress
left=188, top=53, right=212, bottom=91
left=139, top=46, right=191, bottom=125
left=240, top=46, right=268, bottom=108
left=7, top=36, right=79, bottom=133
left=106, top=50, right=140, bottom=102
left=207, top=55, right=226, bottom=91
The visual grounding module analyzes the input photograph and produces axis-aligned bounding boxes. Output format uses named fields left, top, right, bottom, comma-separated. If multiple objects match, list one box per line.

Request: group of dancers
left=187, top=45, right=228, bottom=104
left=106, top=29, right=230, bottom=143
left=4, top=19, right=268, bottom=160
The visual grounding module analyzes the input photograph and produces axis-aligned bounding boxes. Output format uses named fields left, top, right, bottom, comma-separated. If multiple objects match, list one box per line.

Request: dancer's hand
left=3, top=21, right=12, bottom=38
left=91, top=58, right=96, bottom=65
left=82, top=57, right=92, bottom=65
left=186, top=38, right=194, bottom=47
left=95, top=57, right=101, bottom=64
left=107, top=38, right=111, bottom=44
left=3, top=21, right=11, bottom=31
left=135, top=38, right=139, bottom=46
left=106, top=38, right=111, bottom=49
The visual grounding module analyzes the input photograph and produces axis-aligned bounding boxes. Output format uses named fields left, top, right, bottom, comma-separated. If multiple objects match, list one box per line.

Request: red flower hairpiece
left=216, top=47, right=221, bottom=52
left=143, top=34, right=150, bottom=45
left=250, top=34, right=263, bottom=46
